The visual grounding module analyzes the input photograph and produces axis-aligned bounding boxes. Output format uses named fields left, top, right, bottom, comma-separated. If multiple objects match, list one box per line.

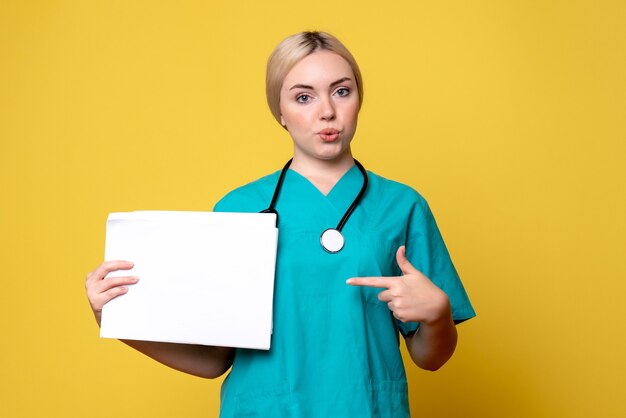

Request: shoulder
left=213, top=171, right=280, bottom=213
left=366, top=170, right=429, bottom=214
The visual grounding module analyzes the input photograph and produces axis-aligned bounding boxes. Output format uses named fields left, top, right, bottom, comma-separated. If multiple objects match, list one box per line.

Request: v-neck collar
left=285, top=164, right=363, bottom=214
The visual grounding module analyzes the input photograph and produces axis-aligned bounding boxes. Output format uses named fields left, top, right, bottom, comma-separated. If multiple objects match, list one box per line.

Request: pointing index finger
left=346, top=277, right=397, bottom=289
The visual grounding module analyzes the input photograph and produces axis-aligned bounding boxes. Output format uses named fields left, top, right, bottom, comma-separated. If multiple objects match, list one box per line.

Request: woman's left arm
left=347, top=246, right=458, bottom=371
left=403, top=304, right=457, bottom=371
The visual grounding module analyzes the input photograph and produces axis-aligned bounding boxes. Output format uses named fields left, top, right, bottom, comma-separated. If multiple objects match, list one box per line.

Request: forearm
left=122, top=339, right=234, bottom=379
left=405, top=307, right=457, bottom=371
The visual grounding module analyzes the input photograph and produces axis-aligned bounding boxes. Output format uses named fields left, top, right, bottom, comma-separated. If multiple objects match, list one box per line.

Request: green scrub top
left=213, top=165, right=475, bottom=418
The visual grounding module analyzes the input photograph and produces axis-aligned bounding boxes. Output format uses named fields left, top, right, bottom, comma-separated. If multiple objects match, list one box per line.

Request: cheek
left=344, top=103, right=360, bottom=128
left=283, top=108, right=311, bottom=131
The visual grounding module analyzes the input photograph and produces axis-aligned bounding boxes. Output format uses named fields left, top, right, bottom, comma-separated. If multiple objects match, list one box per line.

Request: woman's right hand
left=85, top=260, right=138, bottom=327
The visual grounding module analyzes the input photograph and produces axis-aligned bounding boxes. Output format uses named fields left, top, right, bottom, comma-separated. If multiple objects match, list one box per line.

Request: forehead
left=282, top=50, right=354, bottom=89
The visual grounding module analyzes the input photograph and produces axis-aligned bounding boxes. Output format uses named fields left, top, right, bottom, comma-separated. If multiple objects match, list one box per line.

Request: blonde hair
left=266, top=31, right=364, bottom=127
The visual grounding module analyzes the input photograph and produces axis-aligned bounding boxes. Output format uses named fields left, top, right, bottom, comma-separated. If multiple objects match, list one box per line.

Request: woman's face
left=279, top=50, right=360, bottom=165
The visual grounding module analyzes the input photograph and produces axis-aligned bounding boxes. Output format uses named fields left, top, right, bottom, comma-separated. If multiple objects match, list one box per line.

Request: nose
left=319, top=96, right=336, bottom=121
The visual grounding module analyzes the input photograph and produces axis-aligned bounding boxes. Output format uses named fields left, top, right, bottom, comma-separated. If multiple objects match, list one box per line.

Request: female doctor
left=85, top=31, right=475, bottom=417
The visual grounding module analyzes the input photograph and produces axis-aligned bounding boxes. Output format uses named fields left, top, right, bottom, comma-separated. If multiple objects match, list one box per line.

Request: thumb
left=396, top=246, right=420, bottom=276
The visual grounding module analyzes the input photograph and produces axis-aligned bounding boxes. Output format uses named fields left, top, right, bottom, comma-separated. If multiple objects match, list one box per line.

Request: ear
left=280, top=115, right=286, bottom=127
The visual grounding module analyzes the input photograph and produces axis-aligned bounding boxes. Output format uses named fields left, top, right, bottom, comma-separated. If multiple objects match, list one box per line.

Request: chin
left=316, top=150, right=351, bottom=162
left=319, top=142, right=351, bottom=155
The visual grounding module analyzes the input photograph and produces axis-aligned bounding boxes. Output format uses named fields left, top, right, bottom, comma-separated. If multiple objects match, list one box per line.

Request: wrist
left=93, top=310, right=102, bottom=328
left=421, top=293, right=453, bottom=327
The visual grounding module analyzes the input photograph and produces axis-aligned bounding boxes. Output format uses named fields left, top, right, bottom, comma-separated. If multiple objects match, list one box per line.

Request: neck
left=290, top=152, right=355, bottom=195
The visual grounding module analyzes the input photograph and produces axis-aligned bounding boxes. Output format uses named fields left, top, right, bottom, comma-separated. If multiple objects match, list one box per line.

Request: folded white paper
left=100, top=211, right=278, bottom=350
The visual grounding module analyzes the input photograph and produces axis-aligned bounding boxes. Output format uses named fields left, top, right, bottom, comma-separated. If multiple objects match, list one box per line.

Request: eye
left=335, top=87, right=350, bottom=97
left=296, top=94, right=311, bottom=103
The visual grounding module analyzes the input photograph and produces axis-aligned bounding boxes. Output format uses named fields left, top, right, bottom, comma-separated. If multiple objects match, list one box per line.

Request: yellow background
left=1, top=1, right=624, bottom=417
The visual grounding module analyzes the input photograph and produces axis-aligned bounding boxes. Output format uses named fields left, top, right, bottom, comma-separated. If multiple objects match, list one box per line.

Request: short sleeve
left=397, top=197, right=476, bottom=336
left=212, top=177, right=274, bottom=214
left=213, top=196, right=238, bottom=213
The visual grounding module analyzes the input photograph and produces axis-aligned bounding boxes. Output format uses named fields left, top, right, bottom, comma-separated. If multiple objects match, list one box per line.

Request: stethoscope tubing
left=335, top=159, right=368, bottom=233
left=260, top=158, right=294, bottom=224
left=260, top=159, right=368, bottom=253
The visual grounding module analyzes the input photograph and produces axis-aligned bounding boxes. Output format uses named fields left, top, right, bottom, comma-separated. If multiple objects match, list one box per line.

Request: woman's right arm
left=85, top=261, right=234, bottom=379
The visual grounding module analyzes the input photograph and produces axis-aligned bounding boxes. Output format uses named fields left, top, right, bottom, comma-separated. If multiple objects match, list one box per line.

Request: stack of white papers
left=100, top=211, right=278, bottom=350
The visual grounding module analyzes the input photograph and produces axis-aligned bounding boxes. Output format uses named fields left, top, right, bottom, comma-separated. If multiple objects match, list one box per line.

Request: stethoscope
left=261, top=159, right=369, bottom=253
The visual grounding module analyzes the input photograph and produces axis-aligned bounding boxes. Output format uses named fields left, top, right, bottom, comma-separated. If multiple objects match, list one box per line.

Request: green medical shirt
left=213, top=165, right=475, bottom=418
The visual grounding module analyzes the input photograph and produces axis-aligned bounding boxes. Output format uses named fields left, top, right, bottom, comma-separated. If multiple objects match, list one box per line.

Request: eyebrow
left=288, top=77, right=353, bottom=91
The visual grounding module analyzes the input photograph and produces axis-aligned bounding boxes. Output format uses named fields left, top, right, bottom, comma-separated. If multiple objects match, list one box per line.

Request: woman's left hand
left=347, top=246, right=451, bottom=324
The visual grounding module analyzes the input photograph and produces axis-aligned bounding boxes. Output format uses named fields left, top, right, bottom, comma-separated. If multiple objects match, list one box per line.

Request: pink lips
left=319, top=128, right=340, bottom=142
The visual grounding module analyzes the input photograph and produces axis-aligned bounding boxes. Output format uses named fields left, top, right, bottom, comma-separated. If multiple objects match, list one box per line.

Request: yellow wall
left=1, top=1, right=624, bottom=417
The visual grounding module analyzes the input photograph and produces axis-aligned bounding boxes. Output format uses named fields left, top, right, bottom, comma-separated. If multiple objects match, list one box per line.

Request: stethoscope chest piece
left=320, top=228, right=345, bottom=253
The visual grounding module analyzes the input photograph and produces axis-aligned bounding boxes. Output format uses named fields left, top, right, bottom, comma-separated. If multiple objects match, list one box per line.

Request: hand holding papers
left=100, top=211, right=278, bottom=350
